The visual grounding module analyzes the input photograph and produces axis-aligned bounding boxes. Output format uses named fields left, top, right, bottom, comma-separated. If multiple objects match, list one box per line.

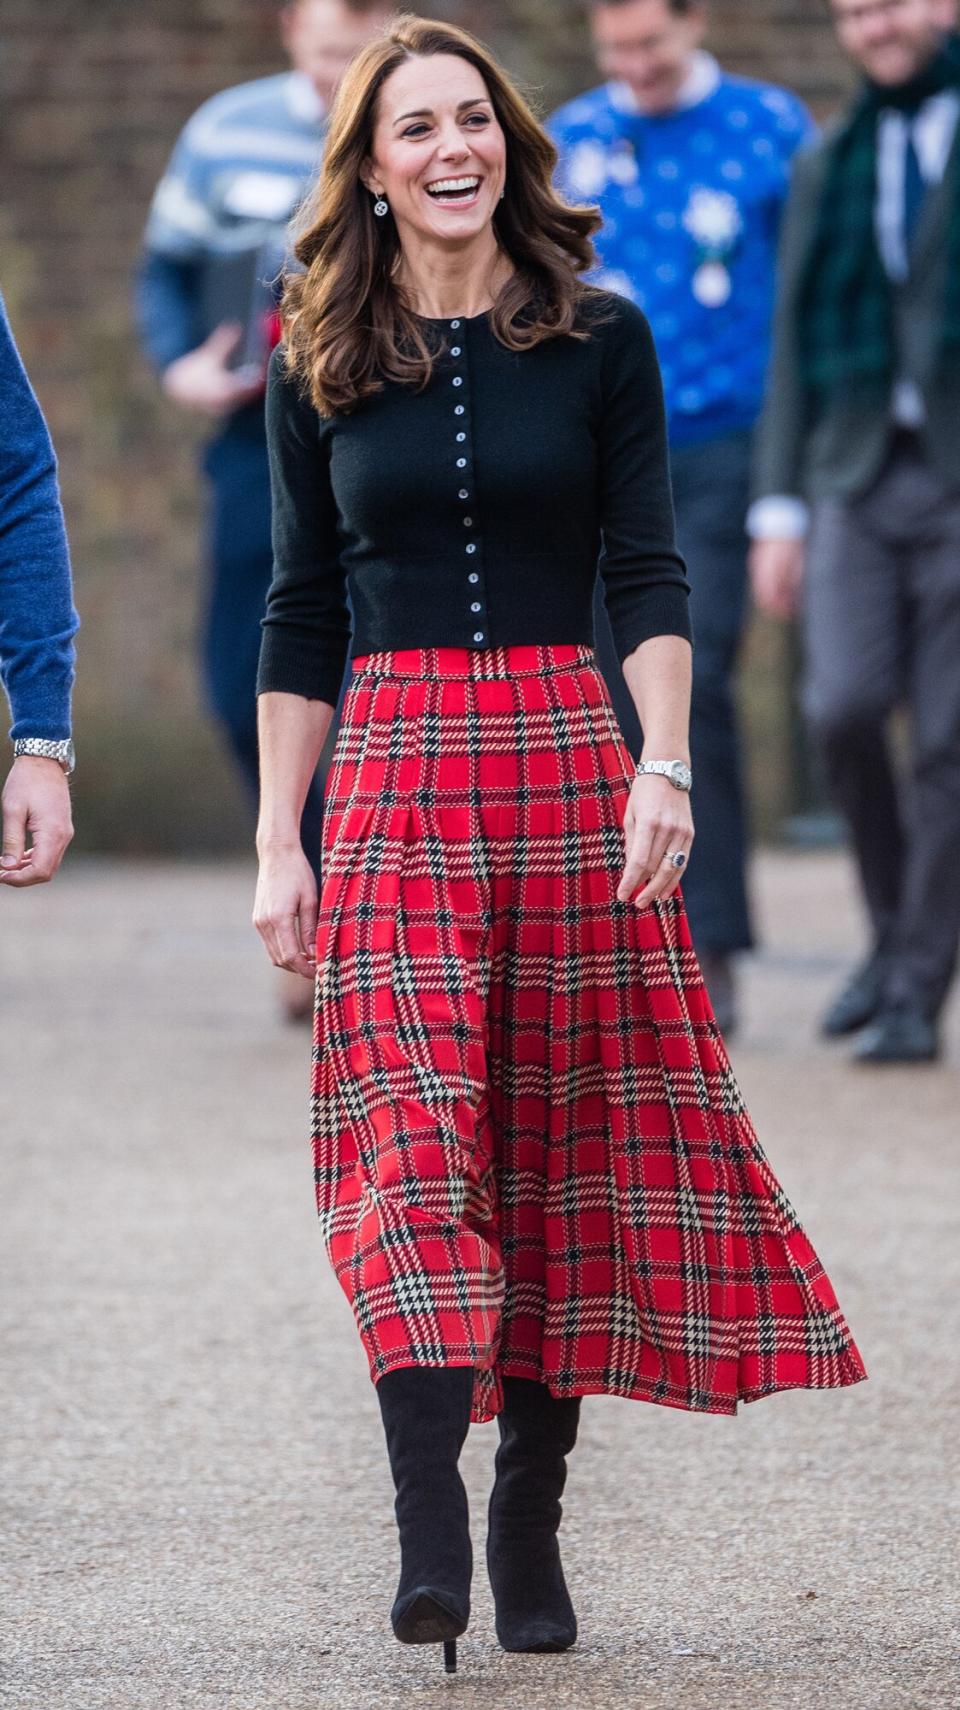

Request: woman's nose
left=436, top=125, right=470, bottom=159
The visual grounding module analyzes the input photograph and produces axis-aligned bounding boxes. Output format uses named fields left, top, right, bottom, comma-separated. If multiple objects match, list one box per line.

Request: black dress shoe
left=821, top=955, right=888, bottom=1037
left=852, top=1003, right=939, bottom=1064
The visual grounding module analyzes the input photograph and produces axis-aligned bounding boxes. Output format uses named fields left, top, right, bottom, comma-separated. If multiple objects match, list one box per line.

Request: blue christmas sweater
left=548, top=56, right=815, bottom=446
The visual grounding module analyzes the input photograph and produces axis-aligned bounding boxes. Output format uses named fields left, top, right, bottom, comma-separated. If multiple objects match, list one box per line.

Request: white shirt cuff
left=746, top=495, right=810, bottom=541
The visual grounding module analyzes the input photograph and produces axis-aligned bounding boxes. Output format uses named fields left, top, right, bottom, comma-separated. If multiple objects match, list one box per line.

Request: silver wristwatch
left=635, top=758, right=692, bottom=792
left=12, top=737, right=76, bottom=775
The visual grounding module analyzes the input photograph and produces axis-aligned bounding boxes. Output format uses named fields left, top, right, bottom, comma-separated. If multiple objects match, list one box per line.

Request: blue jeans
left=201, top=411, right=335, bottom=881
left=593, top=427, right=754, bottom=956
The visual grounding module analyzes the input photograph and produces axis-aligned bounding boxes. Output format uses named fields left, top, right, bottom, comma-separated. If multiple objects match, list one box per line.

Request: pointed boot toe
left=391, top=1587, right=469, bottom=1645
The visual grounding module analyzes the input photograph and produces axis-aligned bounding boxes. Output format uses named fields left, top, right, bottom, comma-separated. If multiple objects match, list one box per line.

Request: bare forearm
left=621, top=634, right=692, bottom=762
left=255, top=691, right=333, bottom=850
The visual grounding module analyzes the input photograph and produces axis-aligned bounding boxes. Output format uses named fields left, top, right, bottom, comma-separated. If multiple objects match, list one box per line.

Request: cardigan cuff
left=609, top=583, right=693, bottom=663
left=256, top=630, right=350, bottom=708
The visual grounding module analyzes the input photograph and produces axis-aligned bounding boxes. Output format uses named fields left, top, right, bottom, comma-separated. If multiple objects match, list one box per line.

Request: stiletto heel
left=443, top=1638, right=457, bottom=1673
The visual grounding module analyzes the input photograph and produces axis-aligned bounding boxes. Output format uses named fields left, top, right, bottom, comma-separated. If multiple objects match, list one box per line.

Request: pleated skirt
left=310, top=643, right=867, bottom=1425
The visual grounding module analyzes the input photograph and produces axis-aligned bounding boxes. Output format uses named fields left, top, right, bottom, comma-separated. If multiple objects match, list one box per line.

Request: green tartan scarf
left=799, top=32, right=960, bottom=399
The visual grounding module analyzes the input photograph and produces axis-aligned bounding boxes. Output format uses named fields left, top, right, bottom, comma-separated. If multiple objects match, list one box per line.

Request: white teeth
left=426, top=177, right=480, bottom=196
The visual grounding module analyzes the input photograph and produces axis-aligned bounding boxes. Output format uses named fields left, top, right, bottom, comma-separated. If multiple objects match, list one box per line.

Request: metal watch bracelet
left=12, top=737, right=76, bottom=775
left=634, top=758, right=692, bottom=792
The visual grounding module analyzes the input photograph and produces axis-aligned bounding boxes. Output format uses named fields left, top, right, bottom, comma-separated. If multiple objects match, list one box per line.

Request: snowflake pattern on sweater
left=548, top=64, right=815, bottom=445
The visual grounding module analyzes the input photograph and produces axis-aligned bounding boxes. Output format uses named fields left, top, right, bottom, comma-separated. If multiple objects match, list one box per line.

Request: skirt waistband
left=351, top=644, right=597, bottom=681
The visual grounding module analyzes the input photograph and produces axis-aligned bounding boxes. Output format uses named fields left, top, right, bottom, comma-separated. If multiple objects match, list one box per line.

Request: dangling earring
left=373, top=193, right=388, bottom=217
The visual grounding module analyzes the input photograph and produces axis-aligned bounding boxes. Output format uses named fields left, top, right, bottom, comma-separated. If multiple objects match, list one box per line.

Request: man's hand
left=749, top=537, right=806, bottom=621
left=0, top=757, right=74, bottom=888
left=162, top=323, right=267, bottom=419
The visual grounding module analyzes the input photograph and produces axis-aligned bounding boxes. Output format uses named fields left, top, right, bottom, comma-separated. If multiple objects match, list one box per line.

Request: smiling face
left=361, top=53, right=507, bottom=248
left=829, top=0, right=956, bottom=85
left=590, top=0, right=707, bottom=117
left=281, top=0, right=391, bottom=109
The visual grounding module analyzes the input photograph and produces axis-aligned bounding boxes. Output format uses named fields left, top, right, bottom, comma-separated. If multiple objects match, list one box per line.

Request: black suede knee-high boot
left=376, top=1365, right=475, bottom=1672
left=486, top=1376, right=581, bottom=1652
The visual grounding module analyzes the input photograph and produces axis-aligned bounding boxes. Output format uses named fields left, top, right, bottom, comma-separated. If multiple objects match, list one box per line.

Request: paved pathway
left=2, top=853, right=958, bottom=1709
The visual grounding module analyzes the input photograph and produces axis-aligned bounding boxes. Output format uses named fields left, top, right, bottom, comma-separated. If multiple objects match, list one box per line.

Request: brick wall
left=0, top=2, right=850, bottom=852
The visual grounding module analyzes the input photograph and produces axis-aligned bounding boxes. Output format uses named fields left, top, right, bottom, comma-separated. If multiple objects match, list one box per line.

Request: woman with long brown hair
left=253, top=13, right=866, bottom=1675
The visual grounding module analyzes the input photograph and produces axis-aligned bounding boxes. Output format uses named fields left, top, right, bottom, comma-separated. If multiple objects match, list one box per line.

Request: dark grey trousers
left=803, top=430, right=960, bottom=1018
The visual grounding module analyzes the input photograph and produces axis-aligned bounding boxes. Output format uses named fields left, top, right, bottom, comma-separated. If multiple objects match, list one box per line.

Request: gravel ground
left=2, top=851, right=958, bottom=1710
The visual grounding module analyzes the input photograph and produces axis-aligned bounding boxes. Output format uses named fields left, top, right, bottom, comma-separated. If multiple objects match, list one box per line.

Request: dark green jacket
left=752, top=121, right=960, bottom=503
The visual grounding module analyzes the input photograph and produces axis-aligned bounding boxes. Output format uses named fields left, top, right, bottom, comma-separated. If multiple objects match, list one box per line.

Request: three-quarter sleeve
left=596, top=299, right=692, bottom=661
left=256, top=345, right=351, bottom=706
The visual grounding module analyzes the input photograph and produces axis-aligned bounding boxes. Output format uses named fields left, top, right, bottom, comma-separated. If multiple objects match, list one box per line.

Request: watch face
left=670, top=761, right=692, bottom=790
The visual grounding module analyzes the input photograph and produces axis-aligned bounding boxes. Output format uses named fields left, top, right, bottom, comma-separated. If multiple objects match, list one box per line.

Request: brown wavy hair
left=281, top=13, right=607, bottom=415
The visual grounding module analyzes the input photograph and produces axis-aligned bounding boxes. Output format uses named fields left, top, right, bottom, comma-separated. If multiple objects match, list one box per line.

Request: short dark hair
left=287, top=0, right=394, bottom=11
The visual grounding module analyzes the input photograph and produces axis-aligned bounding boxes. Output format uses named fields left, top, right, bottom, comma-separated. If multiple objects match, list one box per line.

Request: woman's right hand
left=253, top=844, right=319, bottom=979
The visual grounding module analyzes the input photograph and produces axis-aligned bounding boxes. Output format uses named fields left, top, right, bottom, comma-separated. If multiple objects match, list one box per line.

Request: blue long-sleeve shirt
left=0, top=294, right=79, bottom=741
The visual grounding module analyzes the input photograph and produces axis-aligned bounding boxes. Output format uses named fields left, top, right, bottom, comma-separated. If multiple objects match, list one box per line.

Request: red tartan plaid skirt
left=311, top=643, right=867, bottom=1425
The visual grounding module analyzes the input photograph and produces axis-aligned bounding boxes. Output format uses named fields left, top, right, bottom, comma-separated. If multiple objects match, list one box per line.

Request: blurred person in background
left=750, top=0, right=960, bottom=1064
left=0, top=293, right=79, bottom=890
left=549, top=0, right=815, bottom=1035
left=135, top=0, right=390, bottom=1019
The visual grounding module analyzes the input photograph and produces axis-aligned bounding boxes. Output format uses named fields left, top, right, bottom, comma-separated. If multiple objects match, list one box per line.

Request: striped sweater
left=136, top=71, right=327, bottom=374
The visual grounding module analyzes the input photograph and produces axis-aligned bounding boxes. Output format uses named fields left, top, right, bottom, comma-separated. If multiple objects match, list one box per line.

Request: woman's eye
left=402, top=114, right=489, bottom=138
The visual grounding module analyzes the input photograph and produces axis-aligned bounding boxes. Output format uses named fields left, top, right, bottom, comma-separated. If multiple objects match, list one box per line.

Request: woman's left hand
left=616, top=772, right=694, bottom=910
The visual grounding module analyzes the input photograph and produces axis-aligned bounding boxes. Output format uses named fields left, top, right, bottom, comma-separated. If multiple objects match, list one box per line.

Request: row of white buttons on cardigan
left=449, top=320, right=485, bottom=644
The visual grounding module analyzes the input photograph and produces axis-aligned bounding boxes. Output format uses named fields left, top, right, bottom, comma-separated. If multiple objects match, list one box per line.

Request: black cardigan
left=256, top=290, right=691, bottom=706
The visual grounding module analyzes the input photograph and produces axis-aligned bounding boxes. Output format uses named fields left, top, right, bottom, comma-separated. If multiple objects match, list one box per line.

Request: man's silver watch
left=12, top=737, right=76, bottom=776
left=635, top=758, right=692, bottom=792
